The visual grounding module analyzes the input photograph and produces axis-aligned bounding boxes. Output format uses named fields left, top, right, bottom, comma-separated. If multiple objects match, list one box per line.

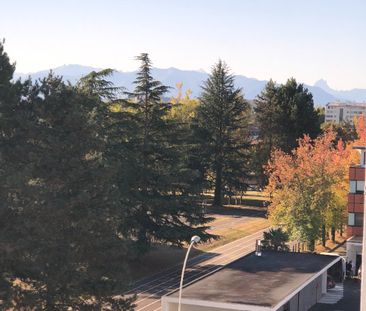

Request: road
left=125, top=228, right=266, bottom=311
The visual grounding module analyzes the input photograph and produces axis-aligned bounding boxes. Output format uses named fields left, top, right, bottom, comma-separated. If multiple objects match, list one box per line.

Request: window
left=349, top=213, right=364, bottom=227
left=356, top=181, right=365, bottom=193
left=349, top=213, right=355, bottom=226
left=350, top=181, right=356, bottom=193
left=349, top=180, right=364, bottom=193
left=355, top=213, right=364, bottom=227
left=283, top=301, right=290, bottom=311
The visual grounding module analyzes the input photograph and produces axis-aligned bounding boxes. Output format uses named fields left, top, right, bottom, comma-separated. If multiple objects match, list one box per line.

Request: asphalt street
left=126, top=229, right=266, bottom=311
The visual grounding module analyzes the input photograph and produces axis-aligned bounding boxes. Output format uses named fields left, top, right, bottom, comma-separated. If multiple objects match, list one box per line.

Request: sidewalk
left=309, top=278, right=360, bottom=311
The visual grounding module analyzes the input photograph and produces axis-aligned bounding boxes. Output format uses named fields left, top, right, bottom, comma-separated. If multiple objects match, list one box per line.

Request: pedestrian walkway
left=318, top=283, right=343, bottom=304
left=309, top=279, right=360, bottom=311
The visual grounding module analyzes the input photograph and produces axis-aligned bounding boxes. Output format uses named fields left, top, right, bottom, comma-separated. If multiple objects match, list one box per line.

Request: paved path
left=318, top=283, right=344, bottom=304
left=310, top=279, right=360, bottom=311
left=126, top=229, right=266, bottom=311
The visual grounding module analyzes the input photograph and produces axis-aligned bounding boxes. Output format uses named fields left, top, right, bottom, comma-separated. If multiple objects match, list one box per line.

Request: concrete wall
left=274, top=274, right=323, bottom=311
left=347, top=242, right=363, bottom=274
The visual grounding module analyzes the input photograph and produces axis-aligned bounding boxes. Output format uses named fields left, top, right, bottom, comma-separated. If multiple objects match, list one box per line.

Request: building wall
left=347, top=167, right=364, bottom=238
left=325, top=102, right=366, bottom=123
left=347, top=165, right=364, bottom=274
left=275, top=274, right=323, bottom=311
left=347, top=242, right=363, bottom=274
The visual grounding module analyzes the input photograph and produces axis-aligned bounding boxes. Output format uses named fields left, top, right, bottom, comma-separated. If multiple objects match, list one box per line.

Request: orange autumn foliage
left=265, top=130, right=351, bottom=247
left=354, top=114, right=366, bottom=146
left=351, top=114, right=366, bottom=165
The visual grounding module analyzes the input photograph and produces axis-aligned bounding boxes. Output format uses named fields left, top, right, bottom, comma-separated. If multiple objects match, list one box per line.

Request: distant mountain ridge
left=14, top=64, right=366, bottom=106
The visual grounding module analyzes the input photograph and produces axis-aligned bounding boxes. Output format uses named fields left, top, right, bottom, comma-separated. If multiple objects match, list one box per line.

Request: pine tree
left=254, top=80, right=279, bottom=185
left=0, top=39, right=33, bottom=307
left=193, top=60, right=251, bottom=207
left=109, top=53, right=213, bottom=252
left=0, top=48, right=135, bottom=308
left=77, top=68, right=123, bottom=101
left=254, top=78, right=321, bottom=186
left=277, top=78, right=321, bottom=152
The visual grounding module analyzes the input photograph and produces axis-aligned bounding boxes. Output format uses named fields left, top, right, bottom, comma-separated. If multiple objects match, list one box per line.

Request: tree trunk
left=308, top=239, right=315, bottom=252
left=322, top=224, right=326, bottom=247
left=331, top=226, right=336, bottom=242
left=213, top=165, right=223, bottom=206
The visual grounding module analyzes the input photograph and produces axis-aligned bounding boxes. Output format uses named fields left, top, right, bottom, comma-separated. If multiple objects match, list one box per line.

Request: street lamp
left=352, top=146, right=366, bottom=311
left=178, top=235, right=201, bottom=311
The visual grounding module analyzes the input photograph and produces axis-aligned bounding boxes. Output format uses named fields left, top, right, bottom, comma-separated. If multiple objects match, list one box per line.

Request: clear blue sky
left=1, top=0, right=365, bottom=89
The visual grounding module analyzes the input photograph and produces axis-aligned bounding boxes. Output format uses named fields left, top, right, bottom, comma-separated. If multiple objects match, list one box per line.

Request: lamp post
left=178, top=235, right=201, bottom=311
left=352, top=146, right=366, bottom=311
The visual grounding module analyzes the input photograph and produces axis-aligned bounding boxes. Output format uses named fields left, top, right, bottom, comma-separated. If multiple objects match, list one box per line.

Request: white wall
left=347, top=242, right=363, bottom=274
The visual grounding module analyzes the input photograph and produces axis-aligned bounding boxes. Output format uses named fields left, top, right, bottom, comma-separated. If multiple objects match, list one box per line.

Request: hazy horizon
left=13, top=63, right=359, bottom=93
left=2, top=0, right=365, bottom=89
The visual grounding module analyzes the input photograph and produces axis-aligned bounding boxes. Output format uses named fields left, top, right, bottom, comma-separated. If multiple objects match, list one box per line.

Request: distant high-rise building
left=325, top=102, right=366, bottom=123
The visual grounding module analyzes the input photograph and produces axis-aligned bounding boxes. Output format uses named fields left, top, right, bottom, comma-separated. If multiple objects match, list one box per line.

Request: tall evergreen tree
left=253, top=80, right=279, bottom=185
left=193, top=60, right=251, bottom=206
left=0, top=40, right=39, bottom=306
left=277, top=78, right=320, bottom=152
left=110, top=53, right=213, bottom=252
left=254, top=78, right=321, bottom=186
left=0, top=42, right=134, bottom=308
left=77, top=68, right=123, bottom=101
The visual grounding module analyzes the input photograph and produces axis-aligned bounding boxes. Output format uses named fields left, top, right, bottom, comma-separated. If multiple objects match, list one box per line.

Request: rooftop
left=166, top=251, right=339, bottom=308
left=326, top=102, right=366, bottom=108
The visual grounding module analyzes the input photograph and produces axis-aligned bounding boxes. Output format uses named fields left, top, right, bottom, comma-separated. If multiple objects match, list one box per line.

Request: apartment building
left=325, top=102, right=366, bottom=123
left=347, top=147, right=365, bottom=275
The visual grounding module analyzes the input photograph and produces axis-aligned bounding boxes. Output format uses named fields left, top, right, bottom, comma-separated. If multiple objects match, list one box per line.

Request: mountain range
left=14, top=65, right=366, bottom=106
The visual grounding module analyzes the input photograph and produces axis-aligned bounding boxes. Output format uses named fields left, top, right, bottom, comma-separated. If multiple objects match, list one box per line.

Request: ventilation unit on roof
left=255, top=239, right=262, bottom=256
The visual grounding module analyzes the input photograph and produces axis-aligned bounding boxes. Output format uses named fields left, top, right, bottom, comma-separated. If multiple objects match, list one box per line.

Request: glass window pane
left=355, top=213, right=364, bottom=227
left=350, top=181, right=356, bottom=193
left=356, top=181, right=365, bottom=193
left=348, top=213, right=355, bottom=226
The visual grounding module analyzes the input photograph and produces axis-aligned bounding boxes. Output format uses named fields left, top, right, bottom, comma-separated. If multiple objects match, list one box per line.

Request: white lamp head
left=191, top=235, right=201, bottom=244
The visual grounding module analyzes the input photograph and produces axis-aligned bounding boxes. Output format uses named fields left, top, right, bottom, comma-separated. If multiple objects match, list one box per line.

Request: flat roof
left=326, top=102, right=366, bottom=107
left=166, top=251, right=339, bottom=309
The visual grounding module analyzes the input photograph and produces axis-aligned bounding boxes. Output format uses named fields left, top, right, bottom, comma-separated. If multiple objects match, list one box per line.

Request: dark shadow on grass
left=206, top=205, right=267, bottom=219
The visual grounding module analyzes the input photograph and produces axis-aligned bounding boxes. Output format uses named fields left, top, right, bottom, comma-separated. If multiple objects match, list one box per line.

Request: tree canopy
left=193, top=60, right=251, bottom=206
left=254, top=78, right=321, bottom=186
left=265, top=131, right=350, bottom=250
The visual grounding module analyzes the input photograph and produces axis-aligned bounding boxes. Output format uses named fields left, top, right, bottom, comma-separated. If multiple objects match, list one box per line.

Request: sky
left=1, top=0, right=365, bottom=90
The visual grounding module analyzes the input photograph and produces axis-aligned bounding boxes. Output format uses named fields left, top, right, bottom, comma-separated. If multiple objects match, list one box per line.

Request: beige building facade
left=325, top=102, right=366, bottom=123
